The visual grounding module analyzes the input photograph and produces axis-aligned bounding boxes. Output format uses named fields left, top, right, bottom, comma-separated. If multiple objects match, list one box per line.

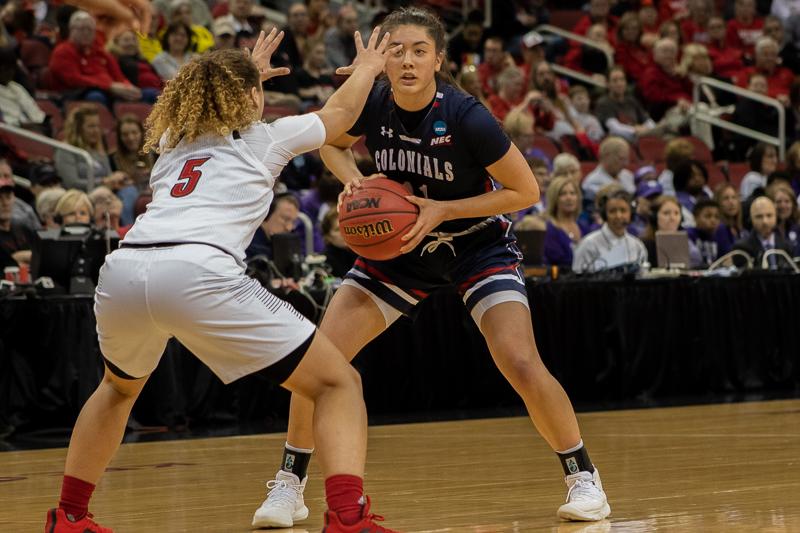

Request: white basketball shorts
left=94, top=243, right=316, bottom=384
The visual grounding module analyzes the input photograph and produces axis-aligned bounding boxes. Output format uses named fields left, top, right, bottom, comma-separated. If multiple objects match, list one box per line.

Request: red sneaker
left=322, top=496, right=400, bottom=533
left=45, top=508, right=114, bottom=533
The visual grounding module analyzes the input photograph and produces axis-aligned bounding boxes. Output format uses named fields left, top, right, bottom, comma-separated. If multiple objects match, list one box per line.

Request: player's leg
left=479, top=301, right=610, bottom=521
left=253, top=284, right=393, bottom=528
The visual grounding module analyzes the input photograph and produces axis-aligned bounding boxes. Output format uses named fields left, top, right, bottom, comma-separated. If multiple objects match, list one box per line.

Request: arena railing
left=0, top=122, right=96, bottom=189
left=551, top=64, right=607, bottom=89
left=691, top=75, right=785, bottom=161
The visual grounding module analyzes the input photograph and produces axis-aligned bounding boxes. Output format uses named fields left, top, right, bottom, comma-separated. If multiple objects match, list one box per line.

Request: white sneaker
left=252, top=470, right=310, bottom=528
left=557, top=468, right=611, bottom=521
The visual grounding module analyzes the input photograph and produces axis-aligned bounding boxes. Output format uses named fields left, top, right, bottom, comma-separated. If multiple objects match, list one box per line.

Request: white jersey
left=123, top=114, right=326, bottom=266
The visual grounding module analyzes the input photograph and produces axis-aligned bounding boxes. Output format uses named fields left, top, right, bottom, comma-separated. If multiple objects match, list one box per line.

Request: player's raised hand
left=399, top=196, right=449, bottom=254
left=66, top=0, right=151, bottom=39
left=250, top=28, right=291, bottom=82
left=335, top=27, right=399, bottom=77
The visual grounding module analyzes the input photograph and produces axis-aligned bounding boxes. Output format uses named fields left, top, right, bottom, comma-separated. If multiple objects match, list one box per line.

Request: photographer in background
left=246, top=192, right=300, bottom=263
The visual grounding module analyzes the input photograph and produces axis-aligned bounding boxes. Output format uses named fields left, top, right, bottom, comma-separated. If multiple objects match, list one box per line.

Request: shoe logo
left=380, top=126, right=393, bottom=138
left=284, top=453, right=295, bottom=470
left=566, top=457, right=579, bottom=474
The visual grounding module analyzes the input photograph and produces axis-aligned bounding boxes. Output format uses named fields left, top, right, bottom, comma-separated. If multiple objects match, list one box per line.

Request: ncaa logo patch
left=433, top=120, right=447, bottom=136
left=565, top=457, right=579, bottom=474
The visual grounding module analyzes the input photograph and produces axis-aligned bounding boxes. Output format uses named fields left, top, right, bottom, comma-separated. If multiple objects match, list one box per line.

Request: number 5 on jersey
left=171, top=157, right=211, bottom=197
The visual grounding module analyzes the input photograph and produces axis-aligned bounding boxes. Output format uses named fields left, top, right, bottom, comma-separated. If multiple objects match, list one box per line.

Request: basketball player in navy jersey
left=253, top=7, right=611, bottom=529
left=44, top=29, right=402, bottom=533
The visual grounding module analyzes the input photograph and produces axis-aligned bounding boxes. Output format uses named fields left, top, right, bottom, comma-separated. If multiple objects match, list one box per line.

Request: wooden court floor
left=2, top=399, right=799, bottom=532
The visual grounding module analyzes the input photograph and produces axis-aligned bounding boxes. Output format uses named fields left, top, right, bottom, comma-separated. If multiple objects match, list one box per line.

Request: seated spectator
left=735, top=37, right=794, bottom=103
left=733, top=196, right=794, bottom=267
left=630, top=179, right=663, bottom=236
left=572, top=0, right=618, bottom=39
left=658, top=137, right=695, bottom=195
left=582, top=136, right=635, bottom=203
left=478, top=36, right=510, bottom=96
left=27, top=163, right=62, bottom=200
left=594, top=66, right=658, bottom=142
left=245, top=192, right=300, bottom=259
left=107, top=29, right=162, bottom=101
left=447, top=10, right=484, bottom=72
left=687, top=198, right=722, bottom=265
left=713, top=183, right=744, bottom=254
left=54, top=189, right=93, bottom=225
left=54, top=105, right=135, bottom=211
left=324, top=4, right=358, bottom=70
left=111, top=115, right=156, bottom=194
left=766, top=181, right=800, bottom=251
left=563, top=23, right=612, bottom=80
left=152, top=0, right=212, bottom=29
left=503, top=101, right=536, bottom=152
left=306, top=0, right=334, bottom=41
left=214, top=0, right=264, bottom=49
left=320, top=208, right=356, bottom=277
left=770, top=0, right=800, bottom=27
left=0, top=158, right=40, bottom=232
left=457, top=65, right=489, bottom=108
left=726, top=0, right=764, bottom=59
left=568, top=85, right=604, bottom=143
left=731, top=72, right=781, bottom=156
left=48, top=11, right=143, bottom=106
left=640, top=194, right=703, bottom=267
left=658, top=20, right=684, bottom=47
left=552, top=153, right=582, bottom=183
left=36, top=187, right=67, bottom=230
left=88, top=185, right=130, bottom=237
left=762, top=15, right=800, bottom=73
left=572, top=188, right=648, bottom=272
left=299, top=170, right=343, bottom=252
left=151, top=22, right=196, bottom=81
left=212, top=17, right=237, bottom=51
left=278, top=149, right=323, bottom=192
left=515, top=156, right=551, bottom=218
left=0, top=46, right=46, bottom=129
left=614, top=12, right=651, bottom=82
left=787, top=141, right=800, bottom=197
left=275, top=2, right=311, bottom=71
left=681, top=0, right=713, bottom=44
left=672, top=158, right=710, bottom=226
left=543, top=177, right=590, bottom=267
left=740, top=142, right=779, bottom=199
left=639, top=2, right=660, bottom=46
left=641, top=38, right=693, bottom=120
left=166, top=0, right=214, bottom=54
left=488, top=67, right=526, bottom=121
left=0, top=174, right=33, bottom=269
left=518, top=30, right=546, bottom=82
left=296, top=41, right=335, bottom=107
left=529, top=61, right=579, bottom=140
left=137, top=12, right=164, bottom=63
left=706, top=16, right=744, bottom=78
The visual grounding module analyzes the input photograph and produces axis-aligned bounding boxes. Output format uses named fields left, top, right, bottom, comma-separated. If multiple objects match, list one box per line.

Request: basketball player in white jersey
left=45, top=28, right=402, bottom=533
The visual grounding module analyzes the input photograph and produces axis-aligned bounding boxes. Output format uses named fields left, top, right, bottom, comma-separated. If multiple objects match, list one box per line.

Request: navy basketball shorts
left=342, top=219, right=529, bottom=330
left=95, top=244, right=316, bottom=384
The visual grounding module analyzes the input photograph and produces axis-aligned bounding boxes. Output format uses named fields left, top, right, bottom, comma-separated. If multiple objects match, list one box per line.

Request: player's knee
left=500, top=355, right=545, bottom=388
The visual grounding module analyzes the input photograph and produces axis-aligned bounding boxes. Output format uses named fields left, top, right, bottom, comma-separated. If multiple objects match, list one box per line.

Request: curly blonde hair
left=144, top=48, right=262, bottom=153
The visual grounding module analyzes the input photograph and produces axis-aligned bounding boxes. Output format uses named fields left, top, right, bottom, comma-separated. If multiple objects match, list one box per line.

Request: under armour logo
left=380, top=126, right=393, bottom=138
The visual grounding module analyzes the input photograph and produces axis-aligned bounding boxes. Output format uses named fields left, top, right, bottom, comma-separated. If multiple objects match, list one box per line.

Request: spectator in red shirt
left=680, top=0, right=714, bottom=44
left=615, top=12, right=652, bottom=81
left=762, top=15, right=800, bottom=73
left=735, top=36, right=795, bottom=104
left=518, top=30, right=546, bottom=82
left=658, top=20, right=684, bottom=47
left=477, top=36, right=509, bottom=96
left=639, top=1, right=661, bottom=48
left=641, top=37, right=693, bottom=119
left=487, top=67, right=526, bottom=121
left=572, top=0, right=618, bottom=40
left=48, top=11, right=142, bottom=106
left=660, top=0, right=690, bottom=21
left=726, top=0, right=764, bottom=58
left=106, top=29, right=162, bottom=102
left=564, top=23, right=613, bottom=81
left=706, top=15, right=744, bottom=77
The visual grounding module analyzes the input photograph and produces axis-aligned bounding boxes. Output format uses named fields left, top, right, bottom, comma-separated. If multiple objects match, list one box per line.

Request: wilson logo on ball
left=342, top=219, right=395, bottom=238
left=346, top=197, right=381, bottom=212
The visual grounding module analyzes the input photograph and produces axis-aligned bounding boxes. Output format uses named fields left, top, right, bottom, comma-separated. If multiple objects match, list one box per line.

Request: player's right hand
left=337, top=173, right=386, bottom=210
left=335, top=27, right=400, bottom=77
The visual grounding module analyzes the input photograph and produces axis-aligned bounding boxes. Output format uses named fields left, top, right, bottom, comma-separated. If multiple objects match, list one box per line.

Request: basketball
left=337, top=178, right=419, bottom=261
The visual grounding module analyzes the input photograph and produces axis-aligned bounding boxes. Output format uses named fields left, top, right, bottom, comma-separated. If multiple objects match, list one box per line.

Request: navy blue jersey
left=348, top=79, right=511, bottom=233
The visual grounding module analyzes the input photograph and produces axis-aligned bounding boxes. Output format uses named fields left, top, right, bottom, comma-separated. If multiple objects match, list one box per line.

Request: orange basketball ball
left=337, top=179, right=419, bottom=261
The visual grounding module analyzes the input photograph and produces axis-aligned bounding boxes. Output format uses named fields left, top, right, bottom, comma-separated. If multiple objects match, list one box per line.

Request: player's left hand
left=65, top=0, right=152, bottom=39
left=399, top=196, right=449, bottom=254
left=250, top=28, right=291, bottom=82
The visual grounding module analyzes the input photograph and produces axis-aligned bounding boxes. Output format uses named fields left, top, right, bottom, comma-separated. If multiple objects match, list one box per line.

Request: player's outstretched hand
left=335, top=27, right=399, bottom=77
left=336, top=173, right=387, bottom=211
left=399, top=196, right=449, bottom=254
left=250, top=28, right=291, bottom=82
left=65, top=0, right=151, bottom=39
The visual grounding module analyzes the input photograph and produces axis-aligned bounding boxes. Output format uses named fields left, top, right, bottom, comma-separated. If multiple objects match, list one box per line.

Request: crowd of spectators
left=0, top=0, right=799, bottom=279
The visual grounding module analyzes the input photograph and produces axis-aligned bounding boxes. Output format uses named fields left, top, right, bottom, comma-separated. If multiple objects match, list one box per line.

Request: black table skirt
left=2, top=273, right=798, bottom=433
